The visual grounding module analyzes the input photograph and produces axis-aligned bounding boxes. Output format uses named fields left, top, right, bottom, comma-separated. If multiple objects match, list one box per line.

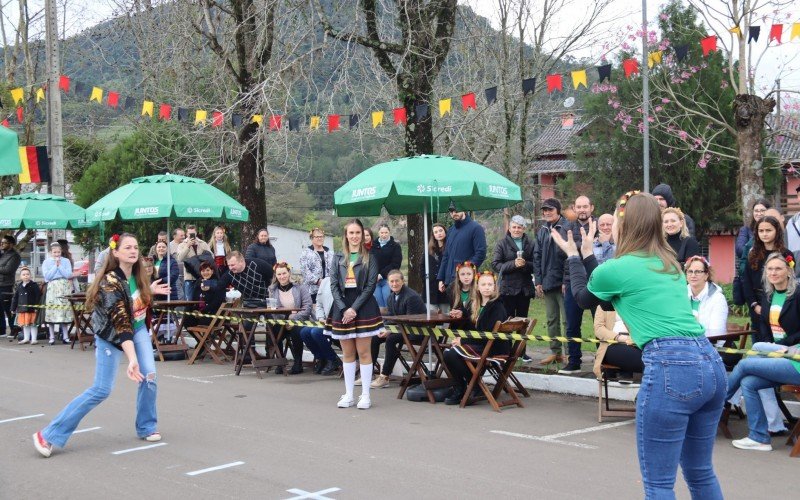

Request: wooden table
left=150, top=300, right=200, bottom=362
left=65, top=293, right=93, bottom=350
left=383, top=313, right=454, bottom=404
left=227, top=307, right=299, bottom=378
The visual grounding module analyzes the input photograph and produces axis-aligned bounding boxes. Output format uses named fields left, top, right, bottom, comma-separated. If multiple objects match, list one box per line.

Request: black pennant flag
left=288, top=116, right=300, bottom=131
left=74, top=82, right=86, bottom=96
left=232, top=114, right=243, bottom=127
left=349, top=114, right=359, bottom=129
left=748, top=26, right=760, bottom=43
left=415, top=103, right=429, bottom=120
left=597, top=64, right=612, bottom=82
left=522, top=77, right=536, bottom=96
left=675, top=45, right=689, bottom=62
left=123, top=96, right=136, bottom=111
left=484, top=86, right=497, bottom=105
left=177, top=108, right=189, bottom=121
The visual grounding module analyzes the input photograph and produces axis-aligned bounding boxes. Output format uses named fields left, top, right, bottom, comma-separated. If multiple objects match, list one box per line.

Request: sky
left=468, top=0, right=800, bottom=108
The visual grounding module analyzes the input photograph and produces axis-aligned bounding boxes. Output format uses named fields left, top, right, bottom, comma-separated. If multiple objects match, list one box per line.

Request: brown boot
left=539, top=353, right=565, bottom=365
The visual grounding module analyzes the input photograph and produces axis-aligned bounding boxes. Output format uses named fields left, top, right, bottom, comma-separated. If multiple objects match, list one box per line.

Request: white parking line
left=185, top=461, right=245, bottom=476
left=111, top=443, right=168, bottom=455
left=163, top=375, right=213, bottom=384
left=491, top=420, right=634, bottom=450
left=0, top=413, right=44, bottom=424
left=73, top=426, right=102, bottom=434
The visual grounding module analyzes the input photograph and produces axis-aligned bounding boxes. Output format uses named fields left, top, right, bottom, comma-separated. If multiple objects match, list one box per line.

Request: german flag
left=18, top=146, right=51, bottom=184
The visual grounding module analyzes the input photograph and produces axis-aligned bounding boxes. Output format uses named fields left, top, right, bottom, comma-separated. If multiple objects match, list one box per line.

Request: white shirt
left=688, top=282, right=729, bottom=338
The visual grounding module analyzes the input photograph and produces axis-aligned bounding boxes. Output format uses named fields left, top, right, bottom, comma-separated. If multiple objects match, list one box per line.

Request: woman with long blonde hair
left=34, top=233, right=170, bottom=457
left=552, top=192, right=725, bottom=499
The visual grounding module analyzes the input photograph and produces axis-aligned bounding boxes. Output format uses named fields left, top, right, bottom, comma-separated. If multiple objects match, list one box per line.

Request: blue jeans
left=563, top=288, right=588, bottom=366
left=184, top=280, right=196, bottom=302
left=638, top=336, right=726, bottom=500
left=42, top=327, right=158, bottom=447
left=726, top=346, right=800, bottom=444
left=300, top=327, right=337, bottom=361
left=373, top=278, right=389, bottom=308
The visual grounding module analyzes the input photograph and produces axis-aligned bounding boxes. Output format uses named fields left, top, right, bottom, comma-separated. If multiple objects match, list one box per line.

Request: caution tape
left=20, top=304, right=800, bottom=361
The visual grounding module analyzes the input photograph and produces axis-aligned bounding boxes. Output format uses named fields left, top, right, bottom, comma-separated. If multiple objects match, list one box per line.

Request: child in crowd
left=11, top=267, right=41, bottom=344
left=447, top=261, right=477, bottom=326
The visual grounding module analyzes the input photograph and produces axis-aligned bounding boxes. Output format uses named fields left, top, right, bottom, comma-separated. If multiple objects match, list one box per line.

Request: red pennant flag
left=59, top=75, right=70, bottom=92
left=700, top=35, right=717, bottom=56
left=327, top=114, right=340, bottom=132
left=461, top=92, right=477, bottom=111
left=16, top=107, right=23, bottom=123
left=212, top=111, right=223, bottom=128
left=107, top=91, right=119, bottom=108
left=546, top=74, right=563, bottom=93
left=393, top=107, right=407, bottom=125
left=269, top=115, right=282, bottom=130
left=158, top=104, right=172, bottom=121
left=622, top=58, right=639, bottom=78
left=769, top=24, right=783, bottom=44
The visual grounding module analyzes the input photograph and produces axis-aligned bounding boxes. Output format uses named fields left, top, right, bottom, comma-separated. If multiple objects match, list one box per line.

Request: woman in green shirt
left=552, top=191, right=726, bottom=500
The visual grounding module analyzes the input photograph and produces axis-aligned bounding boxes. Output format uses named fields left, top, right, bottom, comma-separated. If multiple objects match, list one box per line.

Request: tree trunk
left=237, top=122, right=266, bottom=245
left=734, top=94, right=775, bottom=226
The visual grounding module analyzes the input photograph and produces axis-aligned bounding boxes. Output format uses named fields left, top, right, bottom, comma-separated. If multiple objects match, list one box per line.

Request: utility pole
left=45, top=0, right=65, bottom=240
left=641, top=0, right=650, bottom=193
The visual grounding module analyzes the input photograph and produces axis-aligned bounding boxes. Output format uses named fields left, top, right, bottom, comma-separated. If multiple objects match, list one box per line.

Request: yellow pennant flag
left=310, top=116, right=321, bottom=130
left=141, top=100, right=154, bottom=117
left=371, top=111, right=384, bottom=128
left=36, top=88, right=45, bottom=103
left=195, top=109, right=208, bottom=125
left=18, top=147, right=31, bottom=184
left=648, top=51, right=663, bottom=68
left=791, top=22, right=800, bottom=41
left=90, top=87, right=103, bottom=103
left=251, top=114, right=262, bottom=125
left=571, top=70, right=587, bottom=89
left=728, top=26, right=742, bottom=36
left=439, top=98, right=452, bottom=117
left=10, top=87, right=24, bottom=105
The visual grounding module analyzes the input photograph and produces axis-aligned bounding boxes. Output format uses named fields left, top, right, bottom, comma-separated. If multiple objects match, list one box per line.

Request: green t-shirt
left=513, top=237, right=523, bottom=251
left=587, top=254, right=705, bottom=348
left=766, top=291, right=800, bottom=374
left=349, top=252, right=359, bottom=264
left=460, top=290, right=470, bottom=305
left=128, top=278, right=147, bottom=332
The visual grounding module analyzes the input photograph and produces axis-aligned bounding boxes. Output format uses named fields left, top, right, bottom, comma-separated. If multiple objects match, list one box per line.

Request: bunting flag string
left=4, top=21, right=799, bottom=137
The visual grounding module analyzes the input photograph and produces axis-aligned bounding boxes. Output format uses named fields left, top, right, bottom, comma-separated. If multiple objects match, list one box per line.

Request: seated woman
left=443, top=271, right=509, bottom=405
left=369, top=270, right=427, bottom=389
left=189, top=262, right=226, bottom=326
left=685, top=256, right=728, bottom=341
left=268, top=262, right=313, bottom=374
left=592, top=306, right=643, bottom=381
left=726, top=251, right=799, bottom=451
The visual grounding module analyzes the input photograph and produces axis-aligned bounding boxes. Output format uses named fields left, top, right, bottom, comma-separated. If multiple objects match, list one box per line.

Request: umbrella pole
left=423, top=202, right=433, bottom=375
left=166, top=219, right=172, bottom=342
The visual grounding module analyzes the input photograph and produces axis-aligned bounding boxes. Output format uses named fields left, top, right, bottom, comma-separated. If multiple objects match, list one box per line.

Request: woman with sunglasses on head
left=268, top=262, right=313, bottom=375
left=724, top=251, right=799, bottom=451
left=552, top=191, right=726, bottom=499
left=324, top=219, right=383, bottom=409
left=33, top=233, right=170, bottom=457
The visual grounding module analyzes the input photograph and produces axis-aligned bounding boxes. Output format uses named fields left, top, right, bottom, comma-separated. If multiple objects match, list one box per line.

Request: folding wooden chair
left=459, top=318, right=533, bottom=412
left=780, top=385, right=800, bottom=457
left=185, top=303, right=232, bottom=365
left=597, top=364, right=636, bottom=422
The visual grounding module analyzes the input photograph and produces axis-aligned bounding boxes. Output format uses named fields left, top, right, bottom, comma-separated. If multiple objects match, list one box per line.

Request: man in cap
left=533, top=197, right=567, bottom=365
left=437, top=200, right=487, bottom=292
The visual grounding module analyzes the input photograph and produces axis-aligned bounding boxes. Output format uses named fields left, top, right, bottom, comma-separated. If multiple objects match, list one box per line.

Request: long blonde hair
left=450, top=262, right=476, bottom=310
left=207, top=226, right=232, bottom=255
left=341, top=219, right=370, bottom=265
left=471, top=272, right=499, bottom=324
left=762, top=252, right=798, bottom=298
left=85, top=233, right=152, bottom=312
left=615, top=192, right=681, bottom=275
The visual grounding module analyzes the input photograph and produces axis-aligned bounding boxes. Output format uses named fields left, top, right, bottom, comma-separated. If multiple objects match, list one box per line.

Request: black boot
left=289, top=359, right=303, bottom=375
left=314, top=359, right=325, bottom=374
left=275, top=365, right=284, bottom=375
left=321, top=358, right=340, bottom=376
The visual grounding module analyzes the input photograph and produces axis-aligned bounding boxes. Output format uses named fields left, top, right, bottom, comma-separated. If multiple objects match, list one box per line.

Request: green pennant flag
left=0, top=126, right=22, bottom=176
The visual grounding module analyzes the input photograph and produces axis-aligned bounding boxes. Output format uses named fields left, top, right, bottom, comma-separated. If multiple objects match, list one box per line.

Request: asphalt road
left=0, top=341, right=796, bottom=500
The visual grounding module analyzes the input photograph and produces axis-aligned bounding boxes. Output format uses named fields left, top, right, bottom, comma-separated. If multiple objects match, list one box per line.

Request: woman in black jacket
left=662, top=207, right=701, bottom=265
left=244, top=228, right=277, bottom=268
left=443, top=271, right=509, bottom=405
left=491, top=215, right=535, bottom=318
left=187, top=261, right=226, bottom=327
left=422, top=222, right=447, bottom=311
left=371, top=224, right=402, bottom=310
left=741, top=216, right=787, bottom=343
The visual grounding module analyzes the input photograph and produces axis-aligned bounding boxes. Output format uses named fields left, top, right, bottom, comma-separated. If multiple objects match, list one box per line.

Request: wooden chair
left=598, top=364, right=636, bottom=422
left=459, top=318, right=533, bottom=412
left=780, top=385, right=800, bottom=457
left=185, top=303, right=232, bottom=365
left=710, top=323, right=753, bottom=438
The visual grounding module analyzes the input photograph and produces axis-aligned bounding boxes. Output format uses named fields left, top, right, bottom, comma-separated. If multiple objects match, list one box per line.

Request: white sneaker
left=18, top=340, right=29, bottom=344
left=357, top=395, right=371, bottom=410
left=732, top=437, right=772, bottom=451
left=30, top=340, right=38, bottom=345
left=337, top=395, right=355, bottom=408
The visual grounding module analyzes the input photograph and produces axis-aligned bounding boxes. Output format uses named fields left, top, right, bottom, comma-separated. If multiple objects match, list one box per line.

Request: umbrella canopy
left=333, top=155, right=522, bottom=216
left=0, top=193, right=94, bottom=229
left=0, top=126, right=22, bottom=176
left=85, top=173, right=249, bottom=222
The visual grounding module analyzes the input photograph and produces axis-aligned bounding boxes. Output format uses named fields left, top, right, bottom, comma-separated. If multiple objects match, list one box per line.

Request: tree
left=313, top=0, right=458, bottom=291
